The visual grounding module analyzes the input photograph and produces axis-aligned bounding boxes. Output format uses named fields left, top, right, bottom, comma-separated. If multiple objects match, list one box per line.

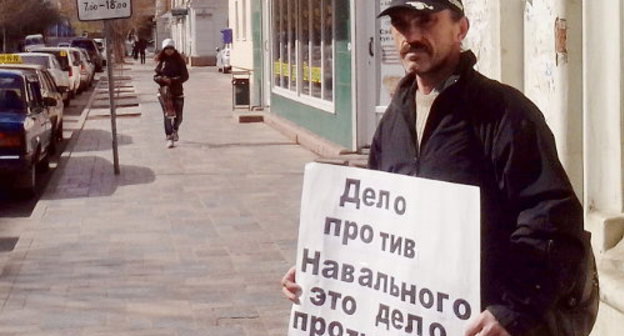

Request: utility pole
left=77, top=0, right=132, bottom=175
left=105, top=20, right=120, bottom=175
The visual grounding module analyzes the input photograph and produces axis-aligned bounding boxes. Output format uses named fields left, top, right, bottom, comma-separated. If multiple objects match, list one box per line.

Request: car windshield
left=25, top=37, right=44, bottom=46
left=18, top=55, right=49, bottom=68
left=34, top=50, right=69, bottom=70
left=0, top=76, right=26, bottom=113
left=71, top=40, right=96, bottom=52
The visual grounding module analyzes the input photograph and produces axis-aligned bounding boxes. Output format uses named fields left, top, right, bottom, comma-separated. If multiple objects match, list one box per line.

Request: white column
left=499, top=0, right=524, bottom=90
left=584, top=0, right=624, bottom=251
left=523, top=0, right=583, bottom=197
left=553, top=0, right=584, bottom=199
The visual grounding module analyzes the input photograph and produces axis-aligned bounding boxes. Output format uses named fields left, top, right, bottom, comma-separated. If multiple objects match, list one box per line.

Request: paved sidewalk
left=0, top=60, right=317, bottom=335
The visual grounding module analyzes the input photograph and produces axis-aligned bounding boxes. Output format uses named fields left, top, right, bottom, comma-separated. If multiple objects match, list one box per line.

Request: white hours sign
left=77, top=0, right=132, bottom=21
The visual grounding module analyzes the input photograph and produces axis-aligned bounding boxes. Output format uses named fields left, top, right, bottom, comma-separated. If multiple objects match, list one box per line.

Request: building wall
left=229, top=0, right=254, bottom=70
left=168, top=0, right=228, bottom=65
left=463, top=0, right=501, bottom=81
left=251, top=1, right=264, bottom=107
left=269, top=0, right=353, bottom=148
left=465, top=0, right=623, bottom=333
left=584, top=0, right=624, bottom=332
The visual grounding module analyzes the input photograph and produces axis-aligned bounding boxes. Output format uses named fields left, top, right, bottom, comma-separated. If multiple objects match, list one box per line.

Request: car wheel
left=16, top=164, right=36, bottom=197
left=48, top=120, right=58, bottom=155
left=36, top=155, right=50, bottom=172
left=56, top=120, right=64, bottom=143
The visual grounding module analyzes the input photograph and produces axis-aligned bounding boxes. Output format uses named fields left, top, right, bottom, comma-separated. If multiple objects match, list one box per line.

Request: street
left=0, top=78, right=96, bottom=217
left=0, top=60, right=317, bottom=335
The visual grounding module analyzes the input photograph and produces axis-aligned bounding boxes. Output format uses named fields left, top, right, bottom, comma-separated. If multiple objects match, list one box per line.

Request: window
left=272, top=0, right=334, bottom=104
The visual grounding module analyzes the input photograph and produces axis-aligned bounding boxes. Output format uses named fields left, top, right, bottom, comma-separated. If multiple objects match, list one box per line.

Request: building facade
left=232, top=0, right=624, bottom=332
left=157, top=0, right=228, bottom=65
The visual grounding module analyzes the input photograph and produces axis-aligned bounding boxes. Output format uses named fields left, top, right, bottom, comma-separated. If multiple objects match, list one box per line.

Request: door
left=262, top=0, right=272, bottom=107
left=355, top=0, right=405, bottom=148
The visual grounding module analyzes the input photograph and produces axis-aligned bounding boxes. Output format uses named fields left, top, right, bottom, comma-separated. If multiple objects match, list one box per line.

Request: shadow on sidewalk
left=41, top=156, right=156, bottom=200
left=181, top=140, right=296, bottom=149
left=71, top=129, right=134, bottom=152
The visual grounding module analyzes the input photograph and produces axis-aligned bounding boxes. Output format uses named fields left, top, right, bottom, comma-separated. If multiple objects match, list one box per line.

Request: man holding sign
left=283, top=1, right=597, bottom=335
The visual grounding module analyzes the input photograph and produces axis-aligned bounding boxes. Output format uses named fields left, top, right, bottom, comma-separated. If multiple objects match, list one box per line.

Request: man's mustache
left=400, top=42, right=430, bottom=55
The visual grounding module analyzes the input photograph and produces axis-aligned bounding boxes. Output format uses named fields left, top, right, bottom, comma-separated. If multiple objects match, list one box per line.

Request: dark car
left=70, top=37, right=103, bottom=72
left=0, top=64, right=65, bottom=152
left=0, top=69, right=56, bottom=195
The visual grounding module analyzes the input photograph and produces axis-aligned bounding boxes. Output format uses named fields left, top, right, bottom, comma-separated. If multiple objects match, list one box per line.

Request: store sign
left=77, top=0, right=132, bottom=21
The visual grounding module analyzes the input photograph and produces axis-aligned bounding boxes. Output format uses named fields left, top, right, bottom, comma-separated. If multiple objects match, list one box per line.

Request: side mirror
left=43, top=97, right=57, bottom=107
left=216, top=47, right=220, bottom=52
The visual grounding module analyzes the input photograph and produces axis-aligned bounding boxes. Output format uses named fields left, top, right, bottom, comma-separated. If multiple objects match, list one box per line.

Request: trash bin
left=232, top=71, right=250, bottom=110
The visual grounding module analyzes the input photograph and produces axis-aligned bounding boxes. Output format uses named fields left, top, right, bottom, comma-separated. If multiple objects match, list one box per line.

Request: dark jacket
left=369, top=51, right=587, bottom=335
left=154, top=54, right=189, bottom=97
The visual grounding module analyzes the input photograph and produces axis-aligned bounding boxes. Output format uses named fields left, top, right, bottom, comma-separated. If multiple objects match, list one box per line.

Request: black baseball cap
left=378, top=0, right=465, bottom=18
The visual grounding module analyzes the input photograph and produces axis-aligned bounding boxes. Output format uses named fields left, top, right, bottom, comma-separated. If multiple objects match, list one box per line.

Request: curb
left=234, top=111, right=348, bottom=158
left=35, top=72, right=117, bottom=205
left=233, top=110, right=369, bottom=167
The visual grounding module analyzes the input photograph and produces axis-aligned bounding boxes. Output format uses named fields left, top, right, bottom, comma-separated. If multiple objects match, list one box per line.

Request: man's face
left=389, top=9, right=468, bottom=75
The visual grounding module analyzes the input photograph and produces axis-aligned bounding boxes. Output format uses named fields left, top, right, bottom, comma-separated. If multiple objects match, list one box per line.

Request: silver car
left=16, top=52, right=71, bottom=105
left=74, top=48, right=95, bottom=91
left=30, top=47, right=82, bottom=98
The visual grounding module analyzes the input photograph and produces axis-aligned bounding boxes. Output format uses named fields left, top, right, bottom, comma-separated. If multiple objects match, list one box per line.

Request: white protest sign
left=77, top=0, right=132, bottom=21
left=289, top=163, right=481, bottom=336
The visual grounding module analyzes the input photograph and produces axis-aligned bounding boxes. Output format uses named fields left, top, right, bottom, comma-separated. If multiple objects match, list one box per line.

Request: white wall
left=171, top=0, right=228, bottom=61
left=584, top=0, right=624, bottom=217
left=229, top=0, right=254, bottom=70
left=463, top=0, right=501, bottom=81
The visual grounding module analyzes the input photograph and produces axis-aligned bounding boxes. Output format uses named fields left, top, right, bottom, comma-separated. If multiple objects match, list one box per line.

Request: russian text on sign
left=339, top=178, right=407, bottom=215
left=300, top=248, right=471, bottom=319
left=77, top=0, right=132, bottom=21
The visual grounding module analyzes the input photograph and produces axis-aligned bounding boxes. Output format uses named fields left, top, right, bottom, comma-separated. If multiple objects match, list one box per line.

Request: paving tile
left=0, top=60, right=317, bottom=334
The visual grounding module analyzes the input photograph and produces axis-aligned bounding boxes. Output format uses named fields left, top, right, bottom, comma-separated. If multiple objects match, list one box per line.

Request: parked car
left=31, top=47, right=81, bottom=97
left=15, top=52, right=71, bottom=105
left=57, top=42, right=70, bottom=48
left=73, top=47, right=95, bottom=91
left=0, top=69, right=56, bottom=195
left=216, top=46, right=231, bottom=73
left=71, top=37, right=104, bottom=72
left=23, top=34, right=45, bottom=52
left=93, top=38, right=107, bottom=66
left=0, top=64, right=64, bottom=152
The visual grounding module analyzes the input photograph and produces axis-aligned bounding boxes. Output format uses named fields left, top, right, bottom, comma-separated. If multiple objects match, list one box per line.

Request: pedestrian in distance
left=282, top=1, right=598, bottom=335
left=138, top=38, right=147, bottom=64
left=154, top=38, right=189, bottom=148
left=132, top=40, right=138, bottom=60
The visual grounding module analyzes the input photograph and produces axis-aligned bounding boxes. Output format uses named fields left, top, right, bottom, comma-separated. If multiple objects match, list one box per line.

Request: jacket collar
left=389, top=50, right=478, bottom=149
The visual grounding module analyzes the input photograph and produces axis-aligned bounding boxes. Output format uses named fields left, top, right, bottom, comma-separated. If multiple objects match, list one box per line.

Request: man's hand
left=465, top=310, right=511, bottom=336
left=281, top=265, right=301, bottom=303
